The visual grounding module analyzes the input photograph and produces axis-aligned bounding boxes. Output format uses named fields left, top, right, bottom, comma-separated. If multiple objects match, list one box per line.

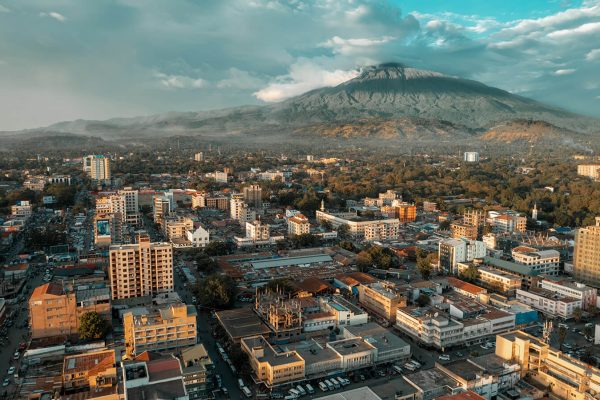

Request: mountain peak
left=354, top=63, right=447, bottom=82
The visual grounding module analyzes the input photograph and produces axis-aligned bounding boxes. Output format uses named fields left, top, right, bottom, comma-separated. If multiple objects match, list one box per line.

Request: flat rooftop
left=404, top=368, right=461, bottom=392
left=344, top=323, right=409, bottom=353
left=315, top=387, right=382, bottom=400
left=251, top=254, right=333, bottom=269
left=439, top=359, right=485, bottom=381
left=215, top=308, right=271, bottom=340
left=328, top=338, right=374, bottom=356
left=242, top=336, right=303, bottom=367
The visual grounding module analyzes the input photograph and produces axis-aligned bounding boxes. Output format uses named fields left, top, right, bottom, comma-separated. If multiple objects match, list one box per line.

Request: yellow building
left=123, top=303, right=197, bottom=358
left=451, top=223, right=479, bottom=240
left=358, top=282, right=406, bottom=323
left=84, top=155, right=111, bottom=183
left=496, top=331, right=600, bottom=400
left=241, top=335, right=305, bottom=387
left=573, top=217, right=600, bottom=287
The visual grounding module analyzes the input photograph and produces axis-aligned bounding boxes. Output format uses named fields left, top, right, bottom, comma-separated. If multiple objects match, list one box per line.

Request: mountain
left=2, top=63, right=599, bottom=145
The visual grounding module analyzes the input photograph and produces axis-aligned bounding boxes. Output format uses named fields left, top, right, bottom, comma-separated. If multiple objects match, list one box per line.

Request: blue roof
left=251, top=254, right=333, bottom=269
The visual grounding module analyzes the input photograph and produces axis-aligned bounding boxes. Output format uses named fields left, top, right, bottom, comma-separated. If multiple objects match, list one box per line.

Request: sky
left=1, top=0, right=600, bottom=130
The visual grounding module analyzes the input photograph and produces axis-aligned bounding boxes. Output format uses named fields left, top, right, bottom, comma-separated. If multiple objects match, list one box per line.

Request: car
left=2, top=378, right=9, bottom=387
left=7, top=367, right=15, bottom=375
left=439, top=355, right=451, bottom=361
left=222, top=387, right=228, bottom=396
left=456, top=352, right=464, bottom=357
left=360, top=374, right=366, bottom=381
left=13, top=351, right=20, bottom=360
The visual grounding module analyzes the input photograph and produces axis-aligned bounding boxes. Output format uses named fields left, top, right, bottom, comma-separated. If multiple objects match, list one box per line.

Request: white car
left=7, top=367, right=15, bottom=375
left=438, top=354, right=450, bottom=361
left=2, top=378, right=9, bottom=387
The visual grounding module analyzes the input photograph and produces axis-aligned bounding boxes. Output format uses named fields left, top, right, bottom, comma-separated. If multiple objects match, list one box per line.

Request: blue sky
left=0, top=0, right=599, bottom=130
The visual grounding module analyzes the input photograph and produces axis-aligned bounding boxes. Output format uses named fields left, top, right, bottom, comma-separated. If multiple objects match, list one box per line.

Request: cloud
left=547, top=21, right=600, bottom=39
left=0, top=4, right=10, bottom=12
left=217, top=68, right=264, bottom=90
left=254, top=60, right=359, bottom=102
left=39, top=11, right=67, bottom=22
left=319, top=35, right=395, bottom=55
left=154, top=72, right=205, bottom=89
left=586, top=48, right=600, bottom=60
left=554, top=69, right=576, bottom=75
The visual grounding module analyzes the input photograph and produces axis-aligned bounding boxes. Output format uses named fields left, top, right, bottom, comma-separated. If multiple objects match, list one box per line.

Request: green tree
left=194, top=274, right=238, bottom=309
left=204, top=241, right=228, bottom=256
left=459, top=265, right=480, bottom=283
left=265, top=278, right=295, bottom=295
left=417, top=254, right=434, bottom=280
left=573, top=307, right=583, bottom=322
left=438, top=220, right=451, bottom=231
left=78, top=312, right=108, bottom=340
left=337, top=224, right=350, bottom=239
left=557, top=326, right=568, bottom=351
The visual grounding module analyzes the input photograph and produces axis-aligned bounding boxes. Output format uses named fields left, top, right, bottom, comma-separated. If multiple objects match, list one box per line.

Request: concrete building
left=538, top=277, right=597, bottom=310
left=516, top=288, right=581, bottom=319
left=48, top=174, right=72, bottom=185
left=318, top=296, right=369, bottom=327
left=342, top=322, right=411, bottom=364
left=11, top=200, right=32, bottom=219
left=288, top=213, right=310, bottom=236
left=246, top=219, right=270, bottom=241
left=464, top=152, right=480, bottom=162
left=456, top=264, right=522, bottom=296
left=577, top=164, right=600, bottom=180
left=94, top=212, right=122, bottom=247
left=487, top=212, right=526, bottom=234
left=62, top=349, right=117, bottom=393
left=438, top=238, right=486, bottom=274
left=123, top=303, right=197, bottom=358
left=29, top=282, right=111, bottom=339
left=186, top=223, right=210, bottom=248
left=243, top=184, right=262, bottom=209
left=241, top=335, right=305, bottom=388
left=191, top=192, right=229, bottom=210
left=153, top=195, right=171, bottom=225
left=496, top=330, right=600, bottom=400
left=194, top=152, right=204, bottom=162
left=316, top=209, right=400, bottom=239
left=358, top=281, right=406, bottom=323
left=122, top=355, right=188, bottom=400
left=178, top=344, right=214, bottom=400
left=84, top=155, right=111, bottom=183
left=511, top=246, right=560, bottom=275
left=108, top=234, right=174, bottom=300
left=395, top=202, right=417, bottom=224
left=214, top=171, right=228, bottom=183
left=573, top=217, right=600, bottom=287
left=364, top=220, right=401, bottom=241
left=451, top=223, right=479, bottom=241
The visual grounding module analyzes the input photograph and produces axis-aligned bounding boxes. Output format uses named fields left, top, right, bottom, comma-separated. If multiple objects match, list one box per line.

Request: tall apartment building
left=577, top=164, right=600, bottom=180
left=84, top=155, right=111, bottom=183
left=243, top=184, right=262, bottom=209
left=109, top=235, right=174, bottom=300
left=214, top=171, right=228, bottom=183
left=230, top=194, right=245, bottom=219
left=94, top=212, right=123, bottom=247
left=118, top=188, right=140, bottom=226
left=153, top=195, right=171, bottom=225
left=165, top=217, right=194, bottom=241
left=287, top=213, right=310, bottom=236
left=357, top=281, right=406, bottom=323
left=246, top=219, right=270, bottom=241
left=123, top=303, right=197, bottom=358
left=573, top=217, right=600, bottom=287
left=438, top=238, right=486, bottom=274
left=29, top=282, right=111, bottom=339
left=194, top=152, right=204, bottom=162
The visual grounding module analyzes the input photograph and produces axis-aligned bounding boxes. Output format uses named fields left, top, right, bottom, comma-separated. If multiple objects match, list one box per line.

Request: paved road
left=174, top=265, right=242, bottom=399
left=0, top=267, right=45, bottom=397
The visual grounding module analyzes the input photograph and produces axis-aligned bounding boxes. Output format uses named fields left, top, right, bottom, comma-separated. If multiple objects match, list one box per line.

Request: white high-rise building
left=84, top=155, right=111, bottom=183
left=464, top=152, right=480, bottom=163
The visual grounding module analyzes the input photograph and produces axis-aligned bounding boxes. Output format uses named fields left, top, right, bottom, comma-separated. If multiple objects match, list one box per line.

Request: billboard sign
left=96, top=220, right=111, bottom=238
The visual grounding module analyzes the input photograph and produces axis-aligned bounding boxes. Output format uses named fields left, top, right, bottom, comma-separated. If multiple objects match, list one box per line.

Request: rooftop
left=215, top=308, right=271, bottom=340
left=328, top=337, right=375, bottom=356
left=314, top=387, right=382, bottom=400
left=483, top=257, right=538, bottom=276
left=242, top=336, right=304, bottom=367
left=344, top=323, right=410, bottom=353
left=403, top=368, right=461, bottom=392
left=251, top=254, right=333, bottom=269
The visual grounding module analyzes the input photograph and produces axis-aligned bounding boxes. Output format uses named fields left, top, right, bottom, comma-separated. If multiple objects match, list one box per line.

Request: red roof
left=31, top=282, right=64, bottom=298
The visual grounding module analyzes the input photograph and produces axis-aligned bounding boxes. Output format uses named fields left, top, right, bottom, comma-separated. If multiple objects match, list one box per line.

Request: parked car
left=7, top=367, right=15, bottom=375
left=439, top=354, right=451, bottom=361
left=2, top=378, right=9, bottom=387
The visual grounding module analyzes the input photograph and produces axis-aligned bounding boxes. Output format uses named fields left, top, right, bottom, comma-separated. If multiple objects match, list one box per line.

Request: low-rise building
left=288, top=213, right=310, bottom=236
left=123, top=303, right=197, bottom=358
left=11, top=200, right=32, bottom=219
left=364, top=220, right=401, bottom=241
left=456, top=264, right=522, bottom=296
left=496, top=330, right=600, bottom=400
left=123, top=354, right=189, bottom=400
left=179, top=344, right=214, bottom=400
left=62, top=349, right=117, bottom=393
left=358, top=281, right=406, bottom=323
left=511, top=246, right=560, bottom=276
left=516, top=287, right=581, bottom=319
left=241, top=335, right=305, bottom=387
left=538, top=277, right=597, bottom=310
